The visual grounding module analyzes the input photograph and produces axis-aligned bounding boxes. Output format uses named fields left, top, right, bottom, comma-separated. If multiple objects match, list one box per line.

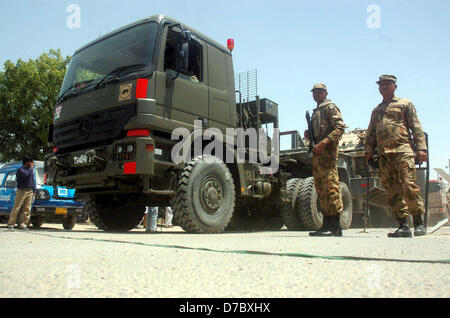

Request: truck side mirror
left=166, top=25, right=191, bottom=86
left=175, top=30, right=191, bottom=74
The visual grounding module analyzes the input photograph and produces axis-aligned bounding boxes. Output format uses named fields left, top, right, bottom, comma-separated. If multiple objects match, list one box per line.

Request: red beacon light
left=227, top=39, right=235, bottom=52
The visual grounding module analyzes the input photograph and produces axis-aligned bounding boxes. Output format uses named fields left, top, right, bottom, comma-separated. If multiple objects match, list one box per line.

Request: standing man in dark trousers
left=7, top=156, right=36, bottom=230
left=305, top=83, right=346, bottom=236
left=365, top=75, right=428, bottom=237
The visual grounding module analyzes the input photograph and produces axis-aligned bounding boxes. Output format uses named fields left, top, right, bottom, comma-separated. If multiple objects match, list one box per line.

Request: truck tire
left=339, top=182, right=353, bottom=230
left=297, top=178, right=353, bottom=230
left=297, top=177, right=322, bottom=230
left=280, top=178, right=305, bottom=230
left=62, top=215, right=76, bottom=230
left=86, top=196, right=146, bottom=232
left=31, top=219, right=43, bottom=228
left=172, top=155, right=235, bottom=233
left=77, top=207, right=89, bottom=223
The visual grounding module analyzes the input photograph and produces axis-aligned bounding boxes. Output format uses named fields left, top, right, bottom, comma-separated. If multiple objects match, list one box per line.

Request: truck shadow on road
left=1, top=224, right=408, bottom=239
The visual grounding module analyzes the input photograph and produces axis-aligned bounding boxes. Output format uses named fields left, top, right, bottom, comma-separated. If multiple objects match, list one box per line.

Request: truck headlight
left=117, top=145, right=123, bottom=153
left=126, top=144, right=134, bottom=152
left=37, top=189, right=50, bottom=200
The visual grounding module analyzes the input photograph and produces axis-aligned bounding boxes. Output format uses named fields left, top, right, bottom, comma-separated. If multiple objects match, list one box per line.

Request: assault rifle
left=305, top=111, right=315, bottom=152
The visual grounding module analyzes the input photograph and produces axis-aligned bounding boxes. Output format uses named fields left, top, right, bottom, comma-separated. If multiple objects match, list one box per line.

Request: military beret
left=310, top=83, right=328, bottom=92
left=376, top=74, right=397, bottom=84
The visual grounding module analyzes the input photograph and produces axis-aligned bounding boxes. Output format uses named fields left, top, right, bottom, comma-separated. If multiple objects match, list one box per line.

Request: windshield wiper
left=57, top=84, right=76, bottom=103
left=94, top=64, right=146, bottom=89
left=57, top=64, right=147, bottom=102
left=57, top=79, right=97, bottom=103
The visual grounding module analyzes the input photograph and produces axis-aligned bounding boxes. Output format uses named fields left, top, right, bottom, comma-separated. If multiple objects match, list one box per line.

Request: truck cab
left=46, top=15, right=236, bottom=191
left=0, top=161, right=83, bottom=229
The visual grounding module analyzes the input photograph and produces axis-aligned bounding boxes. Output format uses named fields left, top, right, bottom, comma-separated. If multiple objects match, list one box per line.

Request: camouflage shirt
left=311, top=99, right=346, bottom=145
left=365, top=96, right=427, bottom=155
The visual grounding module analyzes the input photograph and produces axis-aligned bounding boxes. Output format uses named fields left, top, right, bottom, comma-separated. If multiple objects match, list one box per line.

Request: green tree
left=0, top=49, right=70, bottom=162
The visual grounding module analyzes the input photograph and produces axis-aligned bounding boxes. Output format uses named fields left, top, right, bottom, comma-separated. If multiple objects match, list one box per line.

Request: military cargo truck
left=45, top=15, right=290, bottom=232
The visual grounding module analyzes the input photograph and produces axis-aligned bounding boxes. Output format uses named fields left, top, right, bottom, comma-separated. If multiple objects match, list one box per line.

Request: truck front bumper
left=45, top=136, right=157, bottom=190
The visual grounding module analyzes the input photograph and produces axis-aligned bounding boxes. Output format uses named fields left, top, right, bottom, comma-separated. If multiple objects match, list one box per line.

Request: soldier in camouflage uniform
left=365, top=75, right=428, bottom=237
left=305, top=83, right=346, bottom=237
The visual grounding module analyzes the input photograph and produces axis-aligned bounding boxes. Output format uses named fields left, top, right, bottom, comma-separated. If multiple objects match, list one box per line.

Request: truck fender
left=173, top=129, right=247, bottom=196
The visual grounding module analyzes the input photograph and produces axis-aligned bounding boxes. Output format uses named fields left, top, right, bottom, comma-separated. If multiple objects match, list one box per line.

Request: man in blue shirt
left=7, top=156, right=36, bottom=230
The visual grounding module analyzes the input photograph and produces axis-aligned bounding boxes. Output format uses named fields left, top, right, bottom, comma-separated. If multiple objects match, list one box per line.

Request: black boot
left=309, top=216, right=330, bottom=236
left=413, top=215, right=426, bottom=237
left=387, top=218, right=412, bottom=238
left=309, top=215, right=342, bottom=237
left=330, top=215, right=343, bottom=237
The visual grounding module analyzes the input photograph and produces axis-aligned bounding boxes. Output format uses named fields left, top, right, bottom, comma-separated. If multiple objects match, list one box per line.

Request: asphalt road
left=0, top=223, right=449, bottom=298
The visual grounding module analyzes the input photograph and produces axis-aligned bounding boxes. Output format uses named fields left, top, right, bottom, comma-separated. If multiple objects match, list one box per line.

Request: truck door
left=154, top=25, right=209, bottom=132
left=0, top=172, right=7, bottom=212
left=206, top=44, right=234, bottom=131
left=3, top=171, right=17, bottom=212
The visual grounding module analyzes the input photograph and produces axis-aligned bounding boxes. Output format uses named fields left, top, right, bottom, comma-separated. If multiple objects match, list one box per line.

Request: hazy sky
left=0, top=0, right=449, bottom=175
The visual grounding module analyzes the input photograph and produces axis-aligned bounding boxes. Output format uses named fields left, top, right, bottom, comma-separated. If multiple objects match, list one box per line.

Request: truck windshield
left=59, top=22, right=158, bottom=97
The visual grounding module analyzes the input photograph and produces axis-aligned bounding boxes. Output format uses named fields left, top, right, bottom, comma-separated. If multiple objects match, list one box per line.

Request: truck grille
left=53, top=104, right=136, bottom=151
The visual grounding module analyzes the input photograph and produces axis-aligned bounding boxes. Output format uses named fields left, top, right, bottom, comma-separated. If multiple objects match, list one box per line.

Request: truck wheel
left=297, top=177, right=322, bottom=230
left=77, top=207, right=89, bottom=223
left=280, top=178, right=305, bottom=230
left=86, top=196, right=146, bottom=232
left=339, top=182, right=353, bottom=230
left=297, top=178, right=353, bottom=230
left=172, top=155, right=235, bottom=233
left=62, top=215, right=76, bottom=230
left=31, top=219, right=43, bottom=228
left=224, top=199, right=247, bottom=231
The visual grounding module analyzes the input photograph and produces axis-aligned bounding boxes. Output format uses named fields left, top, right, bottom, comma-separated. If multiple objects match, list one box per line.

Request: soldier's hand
left=365, top=152, right=374, bottom=165
left=304, top=130, right=310, bottom=141
left=417, top=150, right=428, bottom=164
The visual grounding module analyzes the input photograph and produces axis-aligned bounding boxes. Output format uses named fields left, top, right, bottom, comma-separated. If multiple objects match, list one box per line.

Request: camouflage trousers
left=379, top=153, right=425, bottom=220
left=312, top=151, right=343, bottom=216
